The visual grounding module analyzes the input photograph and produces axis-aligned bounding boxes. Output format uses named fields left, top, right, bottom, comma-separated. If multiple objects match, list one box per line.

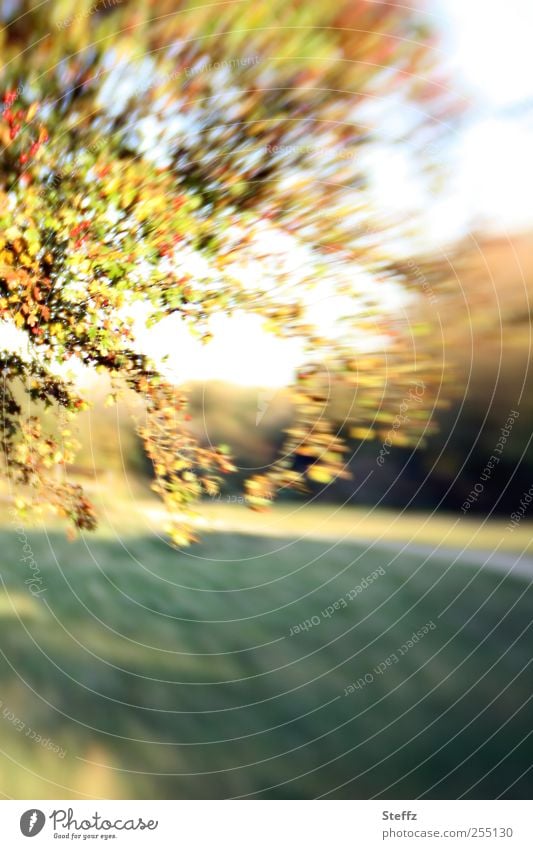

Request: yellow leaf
left=308, top=465, right=334, bottom=484
left=26, top=102, right=39, bottom=121
left=350, top=427, right=375, bottom=441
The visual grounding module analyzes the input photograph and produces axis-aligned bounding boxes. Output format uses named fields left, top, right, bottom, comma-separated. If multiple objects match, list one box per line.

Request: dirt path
left=140, top=502, right=533, bottom=579
left=357, top=539, right=533, bottom=580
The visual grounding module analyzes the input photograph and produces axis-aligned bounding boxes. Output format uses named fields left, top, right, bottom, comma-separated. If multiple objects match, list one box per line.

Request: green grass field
left=0, top=506, right=531, bottom=799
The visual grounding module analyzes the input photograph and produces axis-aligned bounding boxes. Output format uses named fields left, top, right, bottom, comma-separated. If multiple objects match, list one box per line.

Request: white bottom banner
left=0, top=800, right=531, bottom=848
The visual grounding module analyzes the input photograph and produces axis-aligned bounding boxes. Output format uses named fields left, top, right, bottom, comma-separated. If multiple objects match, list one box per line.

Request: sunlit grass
left=0, top=506, right=531, bottom=799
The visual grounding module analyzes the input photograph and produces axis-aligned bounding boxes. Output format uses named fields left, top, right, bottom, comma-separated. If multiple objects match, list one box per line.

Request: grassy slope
left=0, top=508, right=531, bottom=800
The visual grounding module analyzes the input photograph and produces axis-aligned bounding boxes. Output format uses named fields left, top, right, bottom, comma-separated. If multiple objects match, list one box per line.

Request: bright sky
left=435, top=0, right=533, bottom=109
left=136, top=311, right=304, bottom=388
left=433, top=0, right=533, bottom=233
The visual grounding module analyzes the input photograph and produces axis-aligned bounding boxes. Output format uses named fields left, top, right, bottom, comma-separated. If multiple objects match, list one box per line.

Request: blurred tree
left=0, top=0, right=453, bottom=543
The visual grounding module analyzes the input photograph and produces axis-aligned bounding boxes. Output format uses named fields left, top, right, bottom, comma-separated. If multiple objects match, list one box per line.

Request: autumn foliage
left=0, top=0, right=451, bottom=544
